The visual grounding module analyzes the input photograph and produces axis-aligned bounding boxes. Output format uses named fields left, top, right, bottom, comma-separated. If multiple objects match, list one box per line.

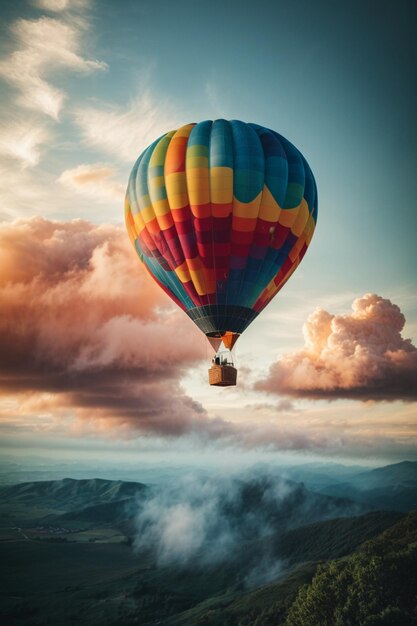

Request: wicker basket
left=208, top=364, right=237, bottom=387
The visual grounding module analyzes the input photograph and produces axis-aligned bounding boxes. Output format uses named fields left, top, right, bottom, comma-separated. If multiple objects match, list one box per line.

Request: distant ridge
left=351, top=460, right=417, bottom=486
left=0, top=477, right=148, bottom=511
left=317, top=461, right=417, bottom=512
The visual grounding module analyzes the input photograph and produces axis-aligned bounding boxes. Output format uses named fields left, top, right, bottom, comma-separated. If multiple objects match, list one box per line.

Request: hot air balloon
left=125, top=120, right=317, bottom=386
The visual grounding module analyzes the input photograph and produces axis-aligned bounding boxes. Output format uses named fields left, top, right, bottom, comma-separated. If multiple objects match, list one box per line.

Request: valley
left=1, top=461, right=416, bottom=625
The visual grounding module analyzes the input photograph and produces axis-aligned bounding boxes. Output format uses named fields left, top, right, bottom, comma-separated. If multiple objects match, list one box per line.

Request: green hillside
left=47, top=498, right=136, bottom=525
left=165, top=512, right=403, bottom=626
left=267, top=510, right=402, bottom=564
left=1, top=474, right=414, bottom=625
left=0, top=477, right=147, bottom=509
left=285, top=511, right=417, bottom=626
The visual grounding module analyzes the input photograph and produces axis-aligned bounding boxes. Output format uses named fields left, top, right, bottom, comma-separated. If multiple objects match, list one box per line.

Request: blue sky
left=0, top=0, right=416, bottom=467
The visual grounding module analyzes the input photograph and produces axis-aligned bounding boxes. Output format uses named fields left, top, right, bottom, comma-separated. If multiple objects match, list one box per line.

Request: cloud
left=0, top=160, right=57, bottom=221
left=0, top=217, right=207, bottom=434
left=133, top=470, right=364, bottom=586
left=0, top=9, right=108, bottom=220
left=58, top=163, right=124, bottom=202
left=0, top=118, right=52, bottom=167
left=2, top=230, right=415, bottom=456
left=75, top=91, right=183, bottom=162
left=247, top=400, right=296, bottom=413
left=32, top=0, right=90, bottom=11
left=0, top=16, right=106, bottom=119
left=256, top=294, right=417, bottom=401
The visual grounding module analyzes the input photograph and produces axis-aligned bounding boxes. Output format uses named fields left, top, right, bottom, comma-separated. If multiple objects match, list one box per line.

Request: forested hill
left=0, top=477, right=147, bottom=509
left=285, top=511, right=417, bottom=626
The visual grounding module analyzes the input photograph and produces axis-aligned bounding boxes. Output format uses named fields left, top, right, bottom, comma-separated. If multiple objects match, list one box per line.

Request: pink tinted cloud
left=256, top=294, right=417, bottom=401
left=0, top=217, right=207, bottom=433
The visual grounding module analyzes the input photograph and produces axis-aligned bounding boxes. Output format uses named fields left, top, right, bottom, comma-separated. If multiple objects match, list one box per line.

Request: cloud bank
left=0, top=217, right=206, bottom=434
left=133, top=470, right=364, bottom=587
left=1, top=220, right=415, bottom=456
left=257, top=294, right=417, bottom=401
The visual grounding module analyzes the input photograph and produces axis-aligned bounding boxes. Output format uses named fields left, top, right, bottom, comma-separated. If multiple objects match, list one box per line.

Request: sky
left=0, top=0, right=416, bottom=469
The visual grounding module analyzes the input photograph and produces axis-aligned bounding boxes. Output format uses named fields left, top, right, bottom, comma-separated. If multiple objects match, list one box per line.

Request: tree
left=285, top=515, right=417, bottom=626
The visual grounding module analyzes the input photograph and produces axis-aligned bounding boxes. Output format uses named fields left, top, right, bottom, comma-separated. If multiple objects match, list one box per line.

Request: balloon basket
left=208, top=364, right=237, bottom=387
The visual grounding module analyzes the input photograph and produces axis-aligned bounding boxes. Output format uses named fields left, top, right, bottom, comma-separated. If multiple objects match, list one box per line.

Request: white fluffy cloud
left=257, top=294, right=417, bottom=401
left=31, top=0, right=90, bottom=11
left=0, top=118, right=53, bottom=167
left=0, top=16, right=106, bottom=119
left=0, top=217, right=206, bottom=435
left=0, top=7, right=109, bottom=219
left=75, top=91, right=183, bottom=162
left=58, top=163, right=124, bottom=202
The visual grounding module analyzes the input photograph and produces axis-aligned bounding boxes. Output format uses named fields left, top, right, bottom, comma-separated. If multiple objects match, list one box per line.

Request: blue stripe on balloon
left=230, top=120, right=264, bottom=203
left=187, top=120, right=212, bottom=150
left=210, top=119, right=234, bottom=168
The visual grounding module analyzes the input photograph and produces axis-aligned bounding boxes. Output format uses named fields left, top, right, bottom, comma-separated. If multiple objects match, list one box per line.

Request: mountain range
left=0, top=460, right=416, bottom=625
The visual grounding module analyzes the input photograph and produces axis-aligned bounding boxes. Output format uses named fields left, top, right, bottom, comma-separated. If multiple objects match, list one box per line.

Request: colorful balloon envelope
left=125, top=120, right=317, bottom=356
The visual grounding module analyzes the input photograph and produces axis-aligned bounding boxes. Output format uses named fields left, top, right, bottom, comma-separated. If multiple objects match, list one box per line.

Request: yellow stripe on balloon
left=232, top=192, right=263, bottom=219
left=258, top=185, right=282, bottom=222
left=186, top=156, right=209, bottom=169
left=174, top=261, right=191, bottom=283
left=140, top=203, right=157, bottom=224
left=165, top=172, right=189, bottom=210
left=210, top=167, right=233, bottom=204
left=278, top=205, right=300, bottom=227
left=133, top=210, right=146, bottom=233
left=157, top=212, right=174, bottom=230
left=137, top=193, right=151, bottom=211
left=189, top=269, right=206, bottom=295
left=148, top=175, right=165, bottom=190
left=125, top=200, right=137, bottom=246
left=174, top=123, right=195, bottom=138
left=186, top=168, right=210, bottom=205
left=305, top=214, right=316, bottom=245
left=289, top=233, right=306, bottom=262
left=151, top=199, right=171, bottom=218
left=150, top=134, right=172, bottom=167
left=291, top=199, right=309, bottom=236
left=186, top=144, right=209, bottom=159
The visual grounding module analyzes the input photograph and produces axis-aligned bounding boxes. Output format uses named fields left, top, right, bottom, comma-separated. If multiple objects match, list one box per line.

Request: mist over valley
left=1, top=460, right=416, bottom=625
